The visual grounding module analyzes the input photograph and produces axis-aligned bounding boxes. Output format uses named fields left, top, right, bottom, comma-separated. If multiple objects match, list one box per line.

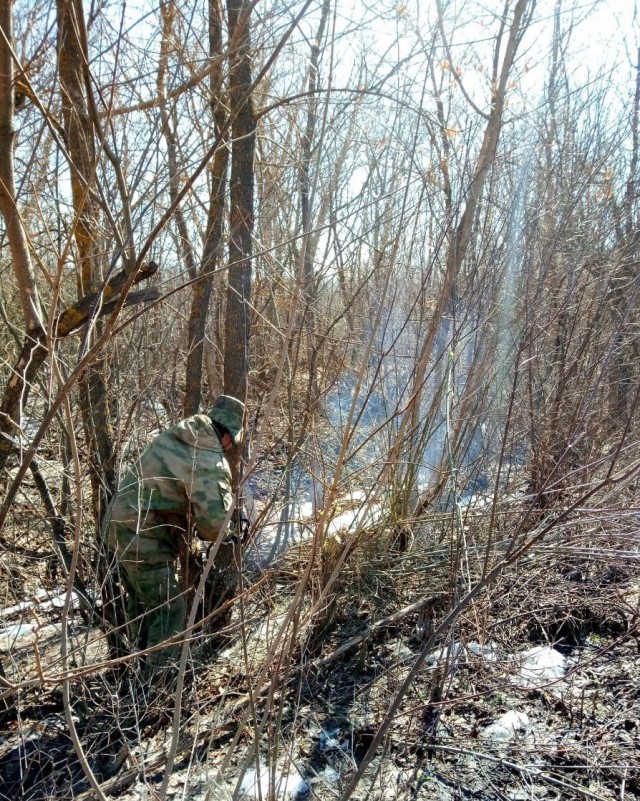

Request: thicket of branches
left=1, top=0, right=639, bottom=797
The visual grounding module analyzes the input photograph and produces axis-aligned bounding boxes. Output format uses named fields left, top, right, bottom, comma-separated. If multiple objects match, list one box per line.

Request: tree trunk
left=57, top=0, right=116, bottom=514
left=408, top=0, right=532, bottom=517
left=223, top=0, right=256, bottom=410
left=0, top=0, right=47, bottom=474
left=184, top=0, right=229, bottom=416
left=299, top=0, right=330, bottom=408
left=158, top=1, right=198, bottom=286
left=610, top=46, right=640, bottom=421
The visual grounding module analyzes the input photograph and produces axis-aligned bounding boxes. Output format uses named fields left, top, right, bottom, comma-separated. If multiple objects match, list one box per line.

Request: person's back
left=111, top=413, right=232, bottom=541
left=108, top=396, right=244, bottom=673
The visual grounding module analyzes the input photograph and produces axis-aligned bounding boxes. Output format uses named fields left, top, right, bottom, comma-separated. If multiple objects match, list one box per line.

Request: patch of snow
left=387, top=639, right=414, bottom=662
left=239, top=764, right=308, bottom=799
left=467, top=641, right=501, bottom=661
left=343, top=490, right=368, bottom=504
left=456, top=492, right=490, bottom=510
left=245, top=496, right=385, bottom=570
left=326, top=503, right=383, bottom=537
left=480, top=710, right=530, bottom=742
left=0, top=588, right=50, bottom=618
left=0, top=589, right=82, bottom=620
left=317, top=728, right=345, bottom=752
left=315, top=766, right=340, bottom=785
left=295, top=501, right=315, bottom=520
left=244, top=499, right=319, bottom=569
left=515, top=646, right=566, bottom=687
left=426, top=641, right=463, bottom=669
left=0, top=622, right=61, bottom=651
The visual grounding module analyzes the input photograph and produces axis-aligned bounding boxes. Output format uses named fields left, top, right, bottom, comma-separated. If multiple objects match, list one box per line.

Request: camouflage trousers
left=108, top=517, right=187, bottom=668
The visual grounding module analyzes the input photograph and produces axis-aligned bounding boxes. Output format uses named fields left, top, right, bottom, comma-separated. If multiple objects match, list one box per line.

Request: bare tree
left=223, top=0, right=256, bottom=412
left=57, top=0, right=117, bottom=515
left=0, top=0, right=47, bottom=473
left=182, top=0, right=230, bottom=415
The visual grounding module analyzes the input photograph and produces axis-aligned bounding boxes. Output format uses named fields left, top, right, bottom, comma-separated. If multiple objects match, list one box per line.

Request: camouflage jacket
left=110, top=414, right=233, bottom=541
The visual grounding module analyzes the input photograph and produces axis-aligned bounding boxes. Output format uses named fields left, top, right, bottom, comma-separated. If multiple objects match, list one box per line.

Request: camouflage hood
left=207, top=395, right=245, bottom=444
left=171, top=414, right=224, bottom=451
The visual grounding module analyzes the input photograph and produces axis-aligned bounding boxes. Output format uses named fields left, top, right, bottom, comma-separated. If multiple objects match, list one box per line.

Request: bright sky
left=107, top=0, right=639, bottom=112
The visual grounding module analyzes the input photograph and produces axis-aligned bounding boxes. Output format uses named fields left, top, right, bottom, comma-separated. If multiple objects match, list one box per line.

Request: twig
left=430, top=744, right=612, bottom=801
left=311, top=594, right=442, bottom=671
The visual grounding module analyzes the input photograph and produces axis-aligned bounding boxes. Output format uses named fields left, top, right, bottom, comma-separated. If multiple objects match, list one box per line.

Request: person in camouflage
left=108, top=395, right=245, bottom=669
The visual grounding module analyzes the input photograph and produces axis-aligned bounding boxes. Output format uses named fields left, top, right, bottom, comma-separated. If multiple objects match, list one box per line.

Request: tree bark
left=299, top=0, right=330, bottom=408
left=184, top=0, right=229, bottom=416
left=223, top=0, right=256, bottom=408
left=57, top=0, right=116, bottom=512
left=0, top=0, right=47, bottom=473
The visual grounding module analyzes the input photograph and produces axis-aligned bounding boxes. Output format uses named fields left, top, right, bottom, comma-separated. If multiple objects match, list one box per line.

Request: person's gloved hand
left=231, top=508, right=251, bottom=539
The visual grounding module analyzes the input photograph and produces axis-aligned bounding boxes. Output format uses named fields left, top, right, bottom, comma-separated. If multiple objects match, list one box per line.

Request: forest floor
left=0, top=471, right=639, bottom=801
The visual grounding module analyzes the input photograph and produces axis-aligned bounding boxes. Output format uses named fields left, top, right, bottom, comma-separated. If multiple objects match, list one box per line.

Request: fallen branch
left=55, top=261, right=159, bottom=336
left=310, top=593, right=443, bottom=670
